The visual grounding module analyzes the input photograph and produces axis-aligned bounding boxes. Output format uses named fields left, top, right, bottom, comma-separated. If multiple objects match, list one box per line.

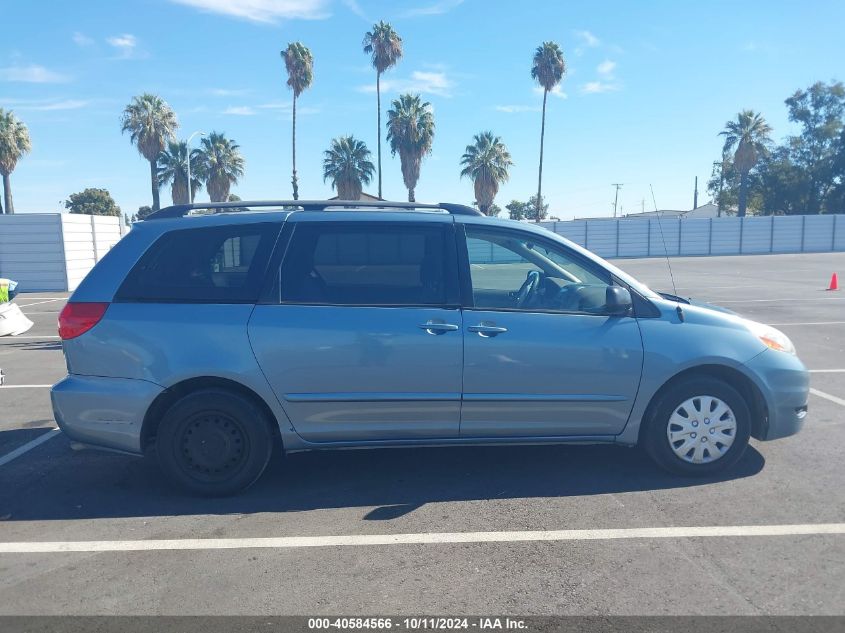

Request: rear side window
left=278, top=223, right=458, bottom=306
left=116, top=223, right=281, bottom=303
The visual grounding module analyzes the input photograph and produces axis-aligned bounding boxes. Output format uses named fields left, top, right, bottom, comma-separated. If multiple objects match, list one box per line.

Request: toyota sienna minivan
left=52, top=200, right=809, bottom=495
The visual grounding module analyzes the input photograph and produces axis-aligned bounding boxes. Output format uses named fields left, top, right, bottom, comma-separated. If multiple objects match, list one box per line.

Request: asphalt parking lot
left=0, top=252, right=843, bottom=616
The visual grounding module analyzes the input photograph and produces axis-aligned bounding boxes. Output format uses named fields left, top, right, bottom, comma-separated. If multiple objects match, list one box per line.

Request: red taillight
left=58, top=302, right=109, bottom=340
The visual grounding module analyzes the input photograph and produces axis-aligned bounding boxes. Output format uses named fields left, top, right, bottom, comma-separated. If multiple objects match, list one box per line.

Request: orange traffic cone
left=828, top=273, right=839, bottom=291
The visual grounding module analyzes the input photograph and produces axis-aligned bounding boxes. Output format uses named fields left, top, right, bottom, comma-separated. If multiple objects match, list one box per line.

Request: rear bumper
left=51, top=375, right=164, bottom=455
left=743, top=350, right=809, bottom=441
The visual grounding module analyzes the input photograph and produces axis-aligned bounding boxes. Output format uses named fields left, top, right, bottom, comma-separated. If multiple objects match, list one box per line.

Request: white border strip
left=810, top=388, right=845, bottom=407
left=0, top=428, right=60, bottom=467
left=1, top=523, right=843, bottom=554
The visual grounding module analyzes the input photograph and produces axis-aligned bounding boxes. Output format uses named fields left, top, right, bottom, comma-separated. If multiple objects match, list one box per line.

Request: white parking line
left=0, top=335, right=60, bottom=340
left=715, top=297, right=845, bottom=304
left=769, top=322, right=845, bottom=326
left=0, top=428, right=60, bottom=468
left=0, top=523, right=842, bottom=554
left=810, top=388, right=845, bottom=407
left=14, top=298, right=67, bottom=308
left=808, top=369, right=845, bottom=373
left=0, top=385, right=53, bottom=389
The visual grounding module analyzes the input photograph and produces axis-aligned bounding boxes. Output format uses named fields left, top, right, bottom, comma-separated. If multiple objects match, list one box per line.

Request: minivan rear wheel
left=156, top=389, right=274, bottom=496
left=643, top=377, right=751, bottom=476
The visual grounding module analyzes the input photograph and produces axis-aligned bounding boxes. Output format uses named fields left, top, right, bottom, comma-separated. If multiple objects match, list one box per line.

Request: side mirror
left=605, top=286, right=632, bottom=316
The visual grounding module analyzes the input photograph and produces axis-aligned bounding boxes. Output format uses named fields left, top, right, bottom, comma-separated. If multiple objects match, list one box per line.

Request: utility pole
left=611, top=183, right=623, bottom=218
left=693, top=176, right=699, bottom=210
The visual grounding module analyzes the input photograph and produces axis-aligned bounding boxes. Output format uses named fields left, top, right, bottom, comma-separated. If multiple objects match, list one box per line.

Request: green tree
left=719, top=110, right=772, bottom=217
left=120, top=93, right=179, bottom=212
left=281, top=42, right=314, bottom=200
left=0, top=109, right=32, bottom=214
left=136, top=205, right=154, bottom=220
left=386, top=93, right=435, bottom=202
left=323, top=135, right=375, bottom=200
left=531, top=41, right=565, bottom=222
left=506, top=194, right=549, bottom=221
left=363, top=21, right=403, bottom=199
left=64, top=188, right=121, bottom=216
left=783, top=81, right=845, bottom=213
left=460, top=131, right=513, bottom=215
left=196, top=132, right=245, bottom=202
left=158, top=140, right=202, bottom=205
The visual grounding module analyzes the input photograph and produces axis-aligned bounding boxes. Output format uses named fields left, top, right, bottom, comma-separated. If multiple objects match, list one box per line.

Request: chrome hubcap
left=667, top=395, right=737, bottom=464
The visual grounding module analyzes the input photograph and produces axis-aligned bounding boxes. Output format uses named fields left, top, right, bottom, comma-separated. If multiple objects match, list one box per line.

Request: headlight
left=745, top=321, right=796, bottom=355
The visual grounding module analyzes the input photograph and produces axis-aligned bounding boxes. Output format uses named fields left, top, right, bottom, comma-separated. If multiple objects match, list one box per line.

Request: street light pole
left=186, top=131, right=205, bottom=204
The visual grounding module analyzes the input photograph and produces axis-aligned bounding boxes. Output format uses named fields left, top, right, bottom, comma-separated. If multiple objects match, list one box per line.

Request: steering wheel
left=515, top=270, right=541, bottom=308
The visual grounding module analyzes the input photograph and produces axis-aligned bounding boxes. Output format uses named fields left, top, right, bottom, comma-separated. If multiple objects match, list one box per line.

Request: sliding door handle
left=418, top=321, right=459, bottom=335
left=468, top=323, right=508, bottom=337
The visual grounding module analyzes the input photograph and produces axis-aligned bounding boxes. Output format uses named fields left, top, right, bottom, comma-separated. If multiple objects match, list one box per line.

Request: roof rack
left=144, top=199, right=483, bottom=220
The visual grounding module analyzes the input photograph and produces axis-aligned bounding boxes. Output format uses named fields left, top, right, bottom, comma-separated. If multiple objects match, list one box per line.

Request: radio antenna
left=650, top=184, right=678, bottom=296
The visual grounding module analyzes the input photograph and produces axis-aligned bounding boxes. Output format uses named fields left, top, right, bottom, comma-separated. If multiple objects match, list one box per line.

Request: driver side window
left=465, top=226, right=612, bottom=314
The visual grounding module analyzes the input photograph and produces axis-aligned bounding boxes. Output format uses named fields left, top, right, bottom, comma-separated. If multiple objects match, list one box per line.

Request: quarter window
left=280, top=223, right=456, bottom=306
left=116, top=223, right=280, bottom=303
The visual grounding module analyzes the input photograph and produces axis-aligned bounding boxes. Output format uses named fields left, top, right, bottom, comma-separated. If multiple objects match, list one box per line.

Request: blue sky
left=3, top=0, right=844, bottom=219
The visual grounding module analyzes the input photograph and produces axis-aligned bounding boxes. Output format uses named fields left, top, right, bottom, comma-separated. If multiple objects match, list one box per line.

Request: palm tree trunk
left=536, top=89, right=548, bottom=223
left=376, top=72, right=382, bottom=200
left=2, top=173, right=14, bottom=214
left=738, top=170, right=748, bottom=217
left=150, top=159, right=160, bottom=211
left=291, top=95, right=299, bottom=200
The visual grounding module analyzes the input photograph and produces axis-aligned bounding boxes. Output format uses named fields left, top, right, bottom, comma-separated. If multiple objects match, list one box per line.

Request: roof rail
left=144, top=199, right=483, bottom=220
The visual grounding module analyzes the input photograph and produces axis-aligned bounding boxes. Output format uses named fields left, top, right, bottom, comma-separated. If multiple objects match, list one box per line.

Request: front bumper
left=743, top=349, right=809, bottom=441
left=51, top=375, right=164, bottom=455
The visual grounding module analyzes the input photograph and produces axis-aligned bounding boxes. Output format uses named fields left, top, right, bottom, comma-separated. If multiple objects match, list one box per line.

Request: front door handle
left=418, top=321, right=459, bottom=335
left=467, top=323, right=508, bottom=337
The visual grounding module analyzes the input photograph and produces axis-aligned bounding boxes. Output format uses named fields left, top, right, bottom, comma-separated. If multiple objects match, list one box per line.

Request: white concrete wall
left=540, top=214, right=845, bottom=259
left=0, top=214, right=123, bottom=292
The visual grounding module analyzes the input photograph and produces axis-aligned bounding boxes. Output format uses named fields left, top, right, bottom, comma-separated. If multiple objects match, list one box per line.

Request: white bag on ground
left=0, top=302, right=34, bottom=336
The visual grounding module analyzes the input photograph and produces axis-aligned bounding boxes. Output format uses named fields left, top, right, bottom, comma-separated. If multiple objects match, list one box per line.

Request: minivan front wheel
left=156, top=389, right=274, bottom=496
left=643, top=377, right=751, bottom=476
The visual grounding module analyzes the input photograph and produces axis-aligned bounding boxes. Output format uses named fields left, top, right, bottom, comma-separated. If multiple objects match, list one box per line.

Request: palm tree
left=720, top=110, right=772, bottom=217
left=120, top=93, right=179, bottom=211
left=460, top=131, right=513, bottom=215
left=157, top=140, right=203, bottom=205
left=363, top=21, right=403, bottom=199
left=196, top=132, right=245, bottom=202
left=531, top=41, right=565, bottom=222
left=0, top=109, right=31, bottom=214
left=386, top=94, right=435, bottom=202
left=281, top=42, right=314, bottom=200
left=322, top=135, right=375, bottom=200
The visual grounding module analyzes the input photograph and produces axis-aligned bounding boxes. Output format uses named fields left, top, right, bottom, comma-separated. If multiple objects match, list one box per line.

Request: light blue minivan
left=51, top=200, right=809, bottom=495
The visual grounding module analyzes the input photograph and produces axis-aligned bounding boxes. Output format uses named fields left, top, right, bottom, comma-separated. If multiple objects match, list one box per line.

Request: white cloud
left=581, top=81, right=619, bottom=94
left=107, top=34, right=147, bottom=59
left=340, top=0, right=368, bottom=20
left=168, top=0, right=330, bottom=23
left=597, top=59, right=616, bottom=76
left=359, top=70, right=454, bottom=97
left=209, top=88, right=251, bottom=97
left=223, top=106, right=257, bottom=115
left=575, top=30, right=600, bottom=48
left=533, top=84, right=567, bottom=99
left=495, top=104, right=541, bottom=113
left=400, top=0, right=464, bottom=17
left=0, top=64, right=70, bottom=83
left=0, top=97, right=88, bottom=110
left=72, top=32, right=94, bottom=46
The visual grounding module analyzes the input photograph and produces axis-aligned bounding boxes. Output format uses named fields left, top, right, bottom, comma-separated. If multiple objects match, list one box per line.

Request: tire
left=156, top=388, right=274, bottom=496
left=642, top=376, right=751, bottom=476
